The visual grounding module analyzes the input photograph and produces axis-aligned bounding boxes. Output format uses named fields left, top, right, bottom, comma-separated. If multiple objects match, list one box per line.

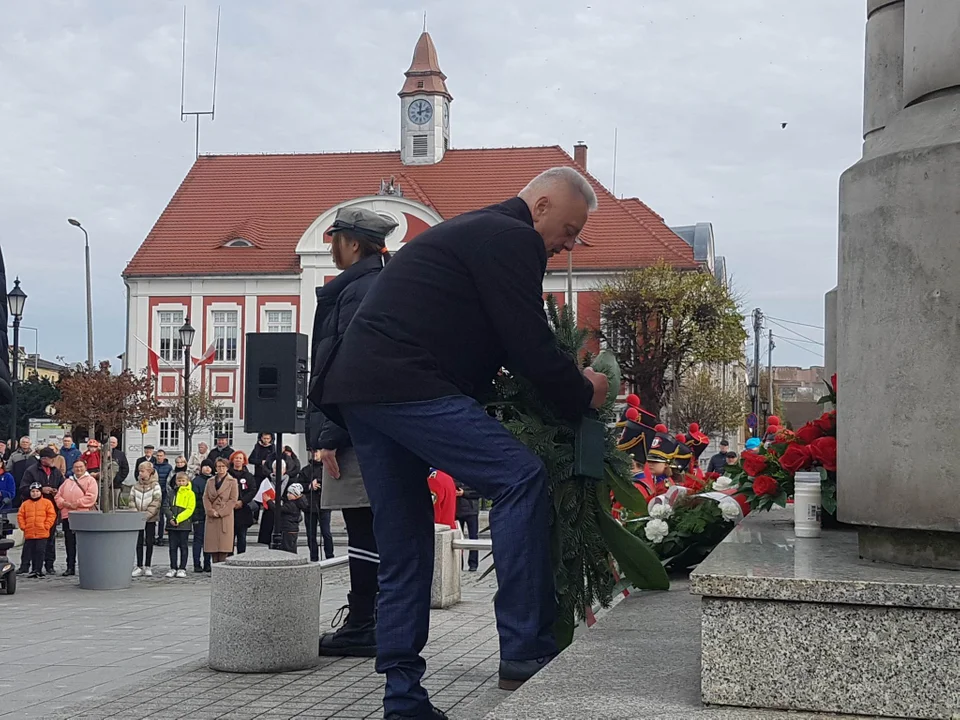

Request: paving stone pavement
left=2, top=528, right=506, bottom=720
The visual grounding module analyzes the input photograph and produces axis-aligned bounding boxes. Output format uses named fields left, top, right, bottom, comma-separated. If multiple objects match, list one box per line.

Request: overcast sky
left=1, top=0, right=864, bottom=369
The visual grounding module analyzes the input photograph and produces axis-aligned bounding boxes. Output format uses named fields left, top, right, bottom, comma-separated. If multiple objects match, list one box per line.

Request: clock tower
left=399, top=31, right=452, bottom=166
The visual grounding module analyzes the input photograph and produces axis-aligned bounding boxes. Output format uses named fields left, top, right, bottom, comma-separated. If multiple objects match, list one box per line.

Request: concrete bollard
left=209, top=548, right=321, bottom=672
left=431, top=523, right=462, bottom=609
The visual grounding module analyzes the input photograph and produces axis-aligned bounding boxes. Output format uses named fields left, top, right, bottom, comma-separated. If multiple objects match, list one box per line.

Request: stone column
left=823, top=287, right=837, bottom=384
left=862, top=0, right=904, bottom=152
left=838, top=0, right=960, bottom=566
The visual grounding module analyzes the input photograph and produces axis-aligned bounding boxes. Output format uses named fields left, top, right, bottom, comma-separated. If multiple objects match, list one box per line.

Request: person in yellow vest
left=162, top=472, right=196, bottom=578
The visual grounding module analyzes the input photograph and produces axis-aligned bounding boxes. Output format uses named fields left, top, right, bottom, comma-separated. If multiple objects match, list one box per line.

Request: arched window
left=224, top=238, right=254, bottom=248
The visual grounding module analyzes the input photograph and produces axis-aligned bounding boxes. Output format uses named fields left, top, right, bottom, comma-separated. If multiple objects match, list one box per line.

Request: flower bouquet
left=624, top=476, right=749, bottom=573
left=731, top=374, right=838, bottom=515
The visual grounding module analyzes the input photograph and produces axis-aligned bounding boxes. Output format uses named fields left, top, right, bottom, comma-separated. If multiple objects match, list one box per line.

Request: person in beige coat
left=203, top=458, right=237, bottom=563
left=130, top=461, right=163, bottom=577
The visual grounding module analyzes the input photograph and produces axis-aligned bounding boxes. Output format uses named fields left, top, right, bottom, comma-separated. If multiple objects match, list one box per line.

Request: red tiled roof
left=123, top=146, right=696, bottom=277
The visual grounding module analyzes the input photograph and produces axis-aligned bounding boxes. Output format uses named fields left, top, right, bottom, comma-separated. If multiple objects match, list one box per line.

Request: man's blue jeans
left=343, top=395, right=557, bottom=717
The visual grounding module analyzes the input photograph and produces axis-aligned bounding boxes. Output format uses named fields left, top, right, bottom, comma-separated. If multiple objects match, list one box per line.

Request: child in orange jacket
left=17, top=482, right=58, bottom=578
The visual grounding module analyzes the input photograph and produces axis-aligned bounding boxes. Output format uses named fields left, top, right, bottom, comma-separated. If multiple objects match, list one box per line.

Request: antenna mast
left=612, top=127, right=619, bottom=196
left=180, top=5, right=222, bottom=160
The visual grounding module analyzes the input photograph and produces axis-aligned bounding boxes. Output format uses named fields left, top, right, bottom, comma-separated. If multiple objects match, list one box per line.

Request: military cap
left=616, top=419, right=657, bottom=464
left=325, top=207, right=398, bottom=245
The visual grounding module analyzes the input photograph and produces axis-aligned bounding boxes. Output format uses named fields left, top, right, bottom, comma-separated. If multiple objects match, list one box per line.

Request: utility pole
left=752, top=308, right=763, bottom=420
left=768, top=329, right=775, bottom=418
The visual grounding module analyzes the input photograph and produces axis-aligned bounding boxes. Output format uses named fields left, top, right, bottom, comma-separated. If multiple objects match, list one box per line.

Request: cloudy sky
left=1, top=0, right=864, bottom=368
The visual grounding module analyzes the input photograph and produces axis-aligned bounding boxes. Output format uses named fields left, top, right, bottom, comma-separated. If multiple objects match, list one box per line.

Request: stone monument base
left=691, top=508, right=960, bottom=720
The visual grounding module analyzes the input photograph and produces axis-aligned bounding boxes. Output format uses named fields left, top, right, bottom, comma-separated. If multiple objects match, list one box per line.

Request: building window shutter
left=412, top=135, right=428, bottom=157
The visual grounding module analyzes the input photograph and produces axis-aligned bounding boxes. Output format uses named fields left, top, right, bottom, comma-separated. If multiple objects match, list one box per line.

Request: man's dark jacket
left=707, top=452, right=729, bottom=475
left=206, top=445, right=235, bottom=466
left=315, top=198, right=593, bottom=422
left=111, top=448, right=130, bottom=489
left=20, top=463, right=64, bottom=501
left=308, top=252, right=384, bottom=451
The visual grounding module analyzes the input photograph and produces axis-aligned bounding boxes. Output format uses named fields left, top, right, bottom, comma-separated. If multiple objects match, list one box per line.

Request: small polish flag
left=147, top=348, right=161, bottom=375
left=193, top=342, right=216, bottom=368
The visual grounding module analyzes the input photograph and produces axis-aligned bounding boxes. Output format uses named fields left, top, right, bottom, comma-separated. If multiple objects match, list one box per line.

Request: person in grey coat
left=310, top=207, right=397, bottom=658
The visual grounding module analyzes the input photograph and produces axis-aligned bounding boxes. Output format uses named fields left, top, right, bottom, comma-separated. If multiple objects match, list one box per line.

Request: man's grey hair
left=520, top=166, right=599, bottom=212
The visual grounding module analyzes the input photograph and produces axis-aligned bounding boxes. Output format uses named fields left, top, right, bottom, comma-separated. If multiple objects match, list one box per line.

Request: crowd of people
left=0, top=432, right=482, bottom=581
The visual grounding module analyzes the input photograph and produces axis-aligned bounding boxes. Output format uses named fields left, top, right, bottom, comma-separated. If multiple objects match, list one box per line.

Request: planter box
left=68, top=511, right=145, bottom=590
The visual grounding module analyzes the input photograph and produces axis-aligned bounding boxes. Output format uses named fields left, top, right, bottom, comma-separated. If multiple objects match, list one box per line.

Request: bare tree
left=667, top=370, right=744, bottom=437
left=163, top=380, right=225, bottom=451
left=54, top=362, right=167, bottom=511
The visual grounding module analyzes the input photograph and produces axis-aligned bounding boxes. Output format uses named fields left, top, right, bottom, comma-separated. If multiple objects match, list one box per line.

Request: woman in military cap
left=309, top=206, right=398, bottom=657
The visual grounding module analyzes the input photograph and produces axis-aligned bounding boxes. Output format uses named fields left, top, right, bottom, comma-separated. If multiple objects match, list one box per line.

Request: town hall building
left=123, top=30, right=710, bottom=459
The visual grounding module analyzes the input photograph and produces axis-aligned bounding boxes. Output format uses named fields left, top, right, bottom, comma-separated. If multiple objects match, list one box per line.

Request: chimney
left=573, top=141, right=587, bottom=170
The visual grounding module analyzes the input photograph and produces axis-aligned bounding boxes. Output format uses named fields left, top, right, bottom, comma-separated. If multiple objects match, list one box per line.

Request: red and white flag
left=147, top=347, right=161, bottom=375
left=193, top=342, right=216, bottom=368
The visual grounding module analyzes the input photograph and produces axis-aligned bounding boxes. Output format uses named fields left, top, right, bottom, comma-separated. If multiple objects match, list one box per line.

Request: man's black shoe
left=61, top=568, right=75, bottom=577
left=155, top=538, right=165, bottom=546
left=203, top=565, right=212, bottom=573
left=194, top=565, right=204, bottom=573
left=467, top=566, right=478, bottom=572
left=18, top=566, right=28, bottom=575
left=26, top=571, right=39, bottom=579
left=319, top=593, right=377, bottom=657
left=44, top=566, right=54, bottom=574
left=383, top=705, right=448, bottom=720
left=498, top=654, right=557, bottom=691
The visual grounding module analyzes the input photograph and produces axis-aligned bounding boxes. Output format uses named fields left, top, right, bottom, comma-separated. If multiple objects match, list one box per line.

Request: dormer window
left=225, top=238, right=254, bottom=248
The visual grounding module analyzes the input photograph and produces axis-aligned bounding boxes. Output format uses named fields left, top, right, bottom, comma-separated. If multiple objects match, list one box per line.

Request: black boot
left=319, top=592, right=376, bottom=657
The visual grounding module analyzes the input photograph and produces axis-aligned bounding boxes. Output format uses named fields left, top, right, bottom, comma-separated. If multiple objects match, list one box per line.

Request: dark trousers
left=44, top=517, right=57, bottom=571
left=458, top=514, right=479, bottom=570
left=234, top=524, right=247, bottom=554
left=192, top=521, right=211, bottom=569
left=63, top=517, right=77, bottom=571
left=168, top=530, right=189, bottom=569
left=304, top=508, right=334, bottom=561
left=343, top=396, right=555, bottom=717
left=136, top=521, right=156, bottom=567
left=23, top=538, right=45, bottom=573
left=280, top=530, right=299, bottom=554
left=343, top=506, right=379, bottom=599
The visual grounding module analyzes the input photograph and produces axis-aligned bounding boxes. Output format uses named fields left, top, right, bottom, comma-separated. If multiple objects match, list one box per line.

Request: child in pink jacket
left=54, top=459, right=99, bottom=576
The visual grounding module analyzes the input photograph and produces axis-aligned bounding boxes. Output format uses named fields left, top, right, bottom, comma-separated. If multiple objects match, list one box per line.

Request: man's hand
left=41, top=486, right=54, bottom=495
left=456, top=488, right=464, bottom=497
left=583, top=367, right=609, bottom=409
left=311, top=479, right=320, bottom=491
left=234, top=500, right=242, bottom=509
left=319, top=449, right=340, bottom=480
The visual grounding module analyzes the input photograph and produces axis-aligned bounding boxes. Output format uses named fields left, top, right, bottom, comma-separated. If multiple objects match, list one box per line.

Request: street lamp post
left=7, top=278, right=27, bottom=443
left=747, top=381, right=758, bottom=436
left=179, top=318, right=196, bottom=457
left=67, top=218, right=94, bottom=369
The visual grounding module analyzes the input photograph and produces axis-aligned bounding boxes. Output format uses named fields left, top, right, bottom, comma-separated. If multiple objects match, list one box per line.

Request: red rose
left=752, top=475, right=778, bottom=496
left=741, top=451, right=768, bottom=477
left=795, top=422, right=824, bottom=444
left=705, top=471, right=721, bottom=481
left=814, top=411, right=836, bottom=435
left=780, top=443, right=814, bottom=472
left=809, top=436, right=837, bottom=472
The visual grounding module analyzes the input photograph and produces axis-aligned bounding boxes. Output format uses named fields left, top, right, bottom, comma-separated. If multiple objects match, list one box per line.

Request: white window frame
left=260, top=303, right=296, bottom=334
left=159, top=420, right=180, bottom=451
left=153, top=305, right=187, bottom=365
left=211, top=308, right=239, bottom=364
left=213, top=406, right=235, bottom=445
left=265, top=309, right=293, bottom=333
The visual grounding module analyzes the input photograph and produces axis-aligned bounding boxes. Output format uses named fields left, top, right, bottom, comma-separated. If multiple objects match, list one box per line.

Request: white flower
left=644, top=518, right=670, bottom=544
left=648, top=501, right=673, bottom=520
left=713, top=476, right=735, bottom=491
left=719, top=498, right=741, bottom=522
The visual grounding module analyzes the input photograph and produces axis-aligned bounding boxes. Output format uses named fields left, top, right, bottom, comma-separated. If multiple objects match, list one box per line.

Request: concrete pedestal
left=208, top=548, right=321, bottom=673
left=431, top=523, right=462, bottom=609
left=691, top=509, right=960, bottom=720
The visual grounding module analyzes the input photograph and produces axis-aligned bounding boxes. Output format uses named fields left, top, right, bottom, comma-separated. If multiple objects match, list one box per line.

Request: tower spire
left=398, top=30, right=451, bottom=100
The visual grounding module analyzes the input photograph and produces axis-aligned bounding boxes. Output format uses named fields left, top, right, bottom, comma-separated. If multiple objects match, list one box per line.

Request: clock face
left=408, top=98, right=433, bottom=125
left=443, top=101, right=450, bottom=128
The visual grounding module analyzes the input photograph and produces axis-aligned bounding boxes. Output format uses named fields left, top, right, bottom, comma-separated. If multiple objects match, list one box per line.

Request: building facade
left=122, top=31, right=701, bottom=460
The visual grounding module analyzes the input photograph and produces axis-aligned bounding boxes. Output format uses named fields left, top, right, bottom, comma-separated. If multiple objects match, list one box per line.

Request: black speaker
left=244, top=333, right=308, bottom=434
